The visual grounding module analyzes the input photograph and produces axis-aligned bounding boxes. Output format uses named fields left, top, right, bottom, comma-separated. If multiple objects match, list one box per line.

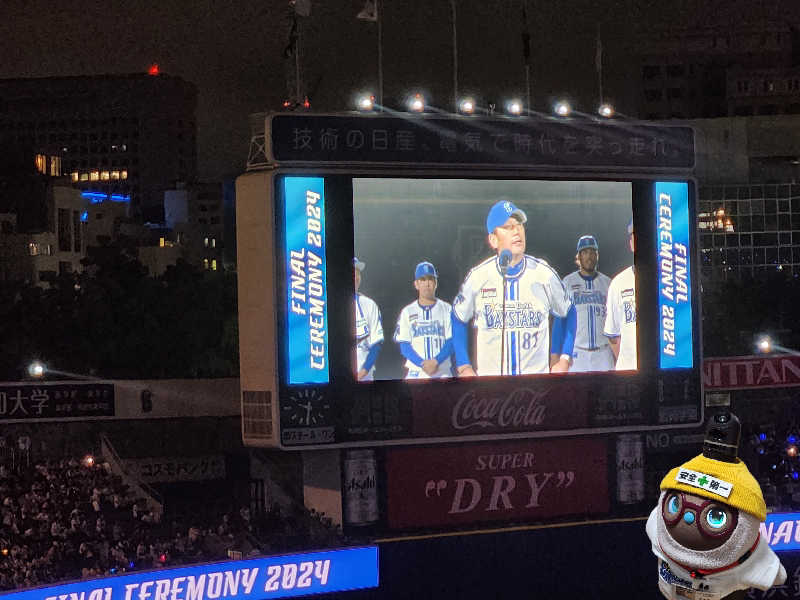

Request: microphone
left=499, top=249, right=512, bottom=276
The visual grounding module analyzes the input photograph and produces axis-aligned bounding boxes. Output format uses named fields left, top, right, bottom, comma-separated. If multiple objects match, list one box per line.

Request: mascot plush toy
left=646, top=411, right=786, bottom=599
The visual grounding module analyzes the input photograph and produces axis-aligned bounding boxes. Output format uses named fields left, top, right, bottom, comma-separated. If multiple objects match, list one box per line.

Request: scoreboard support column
left=236, top=171, right=279, bottom=446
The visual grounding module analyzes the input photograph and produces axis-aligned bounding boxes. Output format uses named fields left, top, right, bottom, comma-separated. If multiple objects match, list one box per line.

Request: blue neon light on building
left=80, top=192, right=130, bottom=204
left=656, top=181, right=693, bottom=369
left=284, top=177, right=328, bottom=385
left=0, top=546, right=378, bottom=600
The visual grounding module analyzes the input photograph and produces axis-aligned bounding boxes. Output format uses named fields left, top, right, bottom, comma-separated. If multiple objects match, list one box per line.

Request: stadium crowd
left=0, top=454, right=342, bottom=591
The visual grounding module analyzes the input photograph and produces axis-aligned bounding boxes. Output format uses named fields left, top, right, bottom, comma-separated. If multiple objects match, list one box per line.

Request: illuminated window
left=35, top=154, right=46, bottom=174
left=211, top=259, right=218, bottom=271
left=29, top=242, right=39, bottom=256
left=159, top=237, right=165, bottom=248
left=80, top=173, right=89, bottom=181
left=211, top=238, right=216, bottom=248
left=204, top=237, right=209, bottom=248
left=100, top=171, right=110, bottom=181
left=203, top=259, right=209, bottom=270
left=50, top=156, right=61, bottom=176
left=71, top=172, right=79, bottom=182
left=111, top=170, right=120, bottom=180
left=89, top=171, right=99, bottom=181
left=121, top=170, right=128, bottom=180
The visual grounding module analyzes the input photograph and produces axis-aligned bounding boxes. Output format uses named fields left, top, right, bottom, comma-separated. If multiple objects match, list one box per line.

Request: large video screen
left=352, top=178, right=637, bottom=381
left=277, top=174, right=698, bottom=446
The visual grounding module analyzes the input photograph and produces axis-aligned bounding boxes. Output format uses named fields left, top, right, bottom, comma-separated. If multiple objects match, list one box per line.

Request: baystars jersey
left=604, top=266, right=637, bottom=370
left=562, top=270, right=611, bottom=351
left=453, top=254, right=572, bottom=375
left=394, top=299, right=453, bottom=378
left=355, top=293, right=383, bottom=378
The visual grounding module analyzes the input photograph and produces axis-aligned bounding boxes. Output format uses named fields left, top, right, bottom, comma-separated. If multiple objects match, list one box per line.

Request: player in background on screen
left=604, top=221, right=637, bottom=370
left=451, top=200, right=575, bottom=377
left=551, top=235, right=614, bottom=372
left=354, top=257, right=383, bottom=380
left=393, top=261, right=454, bottom=379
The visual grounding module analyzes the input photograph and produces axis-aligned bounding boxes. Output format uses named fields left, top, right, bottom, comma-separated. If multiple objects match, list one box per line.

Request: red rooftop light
left=148, top=64, right=160, bottom=76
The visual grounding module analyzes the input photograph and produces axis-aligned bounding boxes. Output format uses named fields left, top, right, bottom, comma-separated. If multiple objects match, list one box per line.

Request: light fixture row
left=355, top=93, right=615, bottom=118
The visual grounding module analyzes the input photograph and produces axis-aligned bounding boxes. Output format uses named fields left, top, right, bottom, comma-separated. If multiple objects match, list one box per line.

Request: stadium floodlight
left=458, top=97, right=475, bottom=115
left=357, top=94, right=375, bottom=112
left=598, top=103, right=615, bottom=118
left=506, top=99, right=523, bottom=116
left=757, top=336, right=772, bottom=353
left=408, top=93, right=425, bottom=113
left=27, top=361, right=45, bottom=378
left=554, top=101, right=572, bottom=117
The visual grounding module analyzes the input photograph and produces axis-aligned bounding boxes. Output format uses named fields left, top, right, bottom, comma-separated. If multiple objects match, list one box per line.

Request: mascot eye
left=666, top=494, right=681, bottom=515
left=706, top=508, right=727, bottom=529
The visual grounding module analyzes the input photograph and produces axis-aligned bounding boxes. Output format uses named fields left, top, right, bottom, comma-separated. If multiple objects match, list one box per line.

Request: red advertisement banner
left=386, top=437, right=609, bottom=529
left=409, top=380, right=592, bottom=438
left=703, top=355, right=800, bottom=390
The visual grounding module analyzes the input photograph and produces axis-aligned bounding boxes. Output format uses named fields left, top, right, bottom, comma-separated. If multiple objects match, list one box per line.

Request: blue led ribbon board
left=0, top=546, right=378, bottom=600
left=283, top=177, right=329, bottom=385
left=656, top=181, right=693, bottom=369
left=763, top=513, right=800, bottom=552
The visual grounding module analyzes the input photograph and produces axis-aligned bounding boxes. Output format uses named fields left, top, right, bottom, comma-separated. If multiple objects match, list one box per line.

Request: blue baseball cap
left=353, top=257, right=365, bottom=271
left=414, top=261, right=437, bottom=279
left=576, top=235, right=598, bottom=252
left=486, top=200, right=527, bottom=234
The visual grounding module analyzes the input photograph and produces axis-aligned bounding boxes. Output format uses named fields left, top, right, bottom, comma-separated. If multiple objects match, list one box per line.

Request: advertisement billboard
left=385, top=438, right=609, bottom=529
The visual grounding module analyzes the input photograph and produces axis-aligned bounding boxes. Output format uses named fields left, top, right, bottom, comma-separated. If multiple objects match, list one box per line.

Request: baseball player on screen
left=604, top=221, right=637, bottom=370
left=451, top=200, right=575, bottom=376
left=393, top=261, right=454, bottom=379
left=551, top=235, right=614, bottom=372
left=354, top=257, right=383, bottom=380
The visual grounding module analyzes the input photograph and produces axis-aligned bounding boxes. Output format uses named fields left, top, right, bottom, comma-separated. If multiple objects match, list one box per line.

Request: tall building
left=638, top=22, right=800, bottom=119
left=0, top=71, right=197, bottom=222
left=690, top=115, right=800, bottom=283
left=164, top=181, right=225, bottom=272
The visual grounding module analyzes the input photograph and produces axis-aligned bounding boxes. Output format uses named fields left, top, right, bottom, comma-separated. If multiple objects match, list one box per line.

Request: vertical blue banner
left=284, top=177, right=328, bottom=384
left=656, top=181, right=693, bottom=369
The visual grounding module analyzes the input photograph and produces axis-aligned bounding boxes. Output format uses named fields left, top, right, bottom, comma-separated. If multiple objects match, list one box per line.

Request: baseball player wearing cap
left=394, top=261, right=454, bottom=379
left=551, top=235, right=614, bottom=372
left=452, top=200, right=574, bottom=376
left=604, top=221, right=636, bottom=370
left=354, top=257, right=383, bottom=381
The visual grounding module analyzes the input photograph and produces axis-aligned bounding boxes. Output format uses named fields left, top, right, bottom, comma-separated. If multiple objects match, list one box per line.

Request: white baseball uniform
left=355, top=293, right=383, bottom=380
left=562, top=270, right=614, bottom=372
left=604, top=266, right=637, bottom=371
left=453, top=254, right=572, bottom=376
left=394, top=299, right=453, bottom=379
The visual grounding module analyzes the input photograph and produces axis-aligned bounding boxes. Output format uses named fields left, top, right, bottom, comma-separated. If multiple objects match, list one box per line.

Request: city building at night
left=690, top=115, right=800, bottom=283
left=0, top=72, right=197, bottom=222
left=639, top=22, right=800, bottom=119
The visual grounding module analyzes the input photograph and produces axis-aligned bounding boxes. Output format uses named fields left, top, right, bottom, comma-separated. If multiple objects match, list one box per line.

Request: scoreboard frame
left=237, top=112, right=703, bottom=450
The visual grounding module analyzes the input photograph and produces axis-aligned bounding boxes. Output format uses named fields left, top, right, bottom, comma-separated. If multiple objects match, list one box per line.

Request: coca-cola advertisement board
left=386, top=437, right=609, bottom=529
left=409, top=380, right=592, bottom=438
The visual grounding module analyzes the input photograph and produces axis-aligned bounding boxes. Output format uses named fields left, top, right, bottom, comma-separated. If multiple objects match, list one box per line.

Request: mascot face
left=661, top=490, right=739, bottom=551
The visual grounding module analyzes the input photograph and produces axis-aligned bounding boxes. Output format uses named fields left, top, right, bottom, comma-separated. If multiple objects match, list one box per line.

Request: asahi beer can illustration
left=343, top=449, right=378, bottom=525
left=616, top=433, right=644, bottom=504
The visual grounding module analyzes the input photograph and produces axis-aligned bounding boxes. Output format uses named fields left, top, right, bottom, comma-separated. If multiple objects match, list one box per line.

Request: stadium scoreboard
left=237, top=112, right=701, bottom=449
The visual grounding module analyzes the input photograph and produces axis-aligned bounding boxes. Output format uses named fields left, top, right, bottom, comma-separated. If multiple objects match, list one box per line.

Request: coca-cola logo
left=451, top=388, right=548, bottom=430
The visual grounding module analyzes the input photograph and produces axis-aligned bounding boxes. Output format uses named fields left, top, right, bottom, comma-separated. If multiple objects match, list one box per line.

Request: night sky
left=3, top=0, right=799, bottom=180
